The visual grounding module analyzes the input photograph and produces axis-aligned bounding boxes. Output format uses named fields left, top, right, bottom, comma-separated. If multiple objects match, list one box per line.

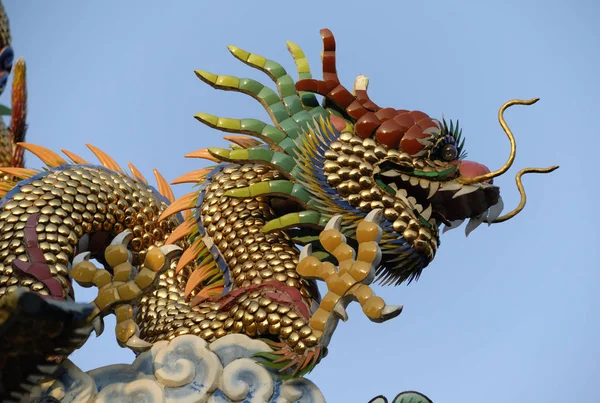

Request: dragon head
left=317, top=117, right=502, bottom=284
left=192, top=28, right=557, bottom=288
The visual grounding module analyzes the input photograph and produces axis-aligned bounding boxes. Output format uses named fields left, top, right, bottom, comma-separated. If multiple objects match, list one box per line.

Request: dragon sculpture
left=0, top=4, right=557, bottom=401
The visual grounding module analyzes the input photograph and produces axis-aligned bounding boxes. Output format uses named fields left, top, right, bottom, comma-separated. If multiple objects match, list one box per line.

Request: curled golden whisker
left=458, top=98, right=539, bottom=184
left=486, top=165, right=559, bottom=223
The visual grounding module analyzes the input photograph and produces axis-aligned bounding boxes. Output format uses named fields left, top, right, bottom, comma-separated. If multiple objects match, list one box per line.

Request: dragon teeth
left=395, top=188, right=408, bottom=198
left=487, top=196, right=504, bottom=224
left=401, top=174, right=410, bottom=181
left=415, top=203, right=423, bottom=213
left=419, top=178, right=429, bottom=189
left=381, top=170, right=401, bottom=177
left=427, top=181, right=440, bottom=199
left=440, top=182, right=462, bottom=192
left=443, top=219, right=464, bottom=233
left=465, top=216, right=485, bottom=237
left=409, top=177, right=419, bottom=186
left=452, top=185, right=478, bottom=199
left=421, top=204, right=432, bottom=220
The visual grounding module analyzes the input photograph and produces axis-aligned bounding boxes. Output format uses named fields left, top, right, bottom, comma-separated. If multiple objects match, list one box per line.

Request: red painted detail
left=218, top=281, right=311, bottom=320
left=329, top=115, right=347, bottom=133
left=10, top=214, right=70, bottom=300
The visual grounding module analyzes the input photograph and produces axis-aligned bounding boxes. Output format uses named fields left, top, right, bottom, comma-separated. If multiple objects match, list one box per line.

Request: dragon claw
left=69, top=232, right=182, bottom=353
left=110, top=230, right=133, bottom=247
left=324, top=214, right=344, bottom=231
left=297, top=212, right=403, bottom=348
left=71, top=251, right=91, bottom=267
left=91, top=315, right=105, bottom=337
left=332, top=303, right=348, bottom=322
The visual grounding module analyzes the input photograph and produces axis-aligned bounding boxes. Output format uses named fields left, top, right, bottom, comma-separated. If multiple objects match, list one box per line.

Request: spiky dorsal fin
left=158, top=191, right=196, bottom=222
left=165, top=216, right=196, bottom=244
left=176, top=239, right=208, bottom=274
left=86, top=144, right=123, bottom=172
left=128, top=162, right=148, bottom=184
left=185, top=148, right=220, bottom=162
left=0, top=167, right=37, bottom=180
left=171, top=168, right=213, bottom=185
left=61, top=149, right=89, bottom=164
left=17, top=143, right=67, bottom=167
left=152, top=168, right=174, bottom=203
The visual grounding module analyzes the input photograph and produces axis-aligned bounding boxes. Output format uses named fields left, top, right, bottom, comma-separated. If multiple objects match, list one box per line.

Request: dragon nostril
left=458, top=160, right=492, bottom=181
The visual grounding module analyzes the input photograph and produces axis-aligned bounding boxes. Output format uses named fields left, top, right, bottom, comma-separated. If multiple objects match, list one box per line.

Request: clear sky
left=4, top=1, right=599, bottom=402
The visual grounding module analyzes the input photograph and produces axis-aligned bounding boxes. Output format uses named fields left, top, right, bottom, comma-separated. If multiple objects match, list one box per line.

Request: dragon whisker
left=486, top=165, right=559, bottom=224
left=458, top=98, right=539, bottom=184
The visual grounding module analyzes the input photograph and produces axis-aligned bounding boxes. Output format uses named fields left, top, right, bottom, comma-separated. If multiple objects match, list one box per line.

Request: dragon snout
left=458, top=160, right=493, bottom=184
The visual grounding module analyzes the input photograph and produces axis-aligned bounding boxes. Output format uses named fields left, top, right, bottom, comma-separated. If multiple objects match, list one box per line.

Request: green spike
left=261, top=210, right=321, bottom=233
left=291, top=184, right=311, bottom=203
left=247, top=147, right=274, bottom=161
left=282, top=95, right=304, bottom=116
left=277, top=138, right=297, bottom=156
left=269, top=102, right=291, bottom=123
left=223, top=187, right=251, bottom=198
left=278, top=76, right=297, bottom=98
left=270, top=152, right=295, bottom=172
left=261, top=125, right=287, bottom=143
left=207, top=148, right=230, bottom=159
left=229, top=149, right=249, bottom=160
left=286, top=40, right=320, bottom=108
left=279, top=117, right=301, bottom=139
left=239, top=78, right=265, bottom=95
left=249, top=182, right=270, bottom=197
left=257, top=86, right=281, bottom=106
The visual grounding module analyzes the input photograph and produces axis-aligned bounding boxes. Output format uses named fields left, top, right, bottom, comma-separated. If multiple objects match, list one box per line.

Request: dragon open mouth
left=374, top=160, right=501, bottom=229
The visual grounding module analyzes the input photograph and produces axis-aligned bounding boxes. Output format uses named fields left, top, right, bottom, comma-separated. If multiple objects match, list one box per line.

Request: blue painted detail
left=193, top=165, right=232, bottom=294
left=304, top=127, right=362, bottom=216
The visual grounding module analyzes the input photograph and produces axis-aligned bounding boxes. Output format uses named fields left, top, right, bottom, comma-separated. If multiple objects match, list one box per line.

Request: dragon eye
left=440, top=144, right=458, bottom=161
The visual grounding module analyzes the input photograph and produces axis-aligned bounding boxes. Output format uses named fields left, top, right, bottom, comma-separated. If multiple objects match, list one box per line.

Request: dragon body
left=0, top=14, right=557, bottom=401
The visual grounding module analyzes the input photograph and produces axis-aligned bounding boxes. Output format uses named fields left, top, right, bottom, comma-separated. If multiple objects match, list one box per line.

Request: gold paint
left=135, top=268, right=157, bottom=289
left=362, top=296, right=385, bottom=320
left=118, top=282, right=142, bottom=300
left=92, top=270, right=112, bottom=288
left=116, top=320, right=136, bottom=343
left=104, top=244, right=129, bottom=267
left=113, top=262, right=132, bottom=282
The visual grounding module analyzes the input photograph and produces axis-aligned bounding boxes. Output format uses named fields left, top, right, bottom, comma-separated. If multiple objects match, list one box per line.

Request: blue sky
left=5, top=1, right=598, bottom=402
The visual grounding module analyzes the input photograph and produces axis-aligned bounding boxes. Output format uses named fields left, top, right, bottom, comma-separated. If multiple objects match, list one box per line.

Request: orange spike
left=61, top=149, right=89, bottom=164
left=153, top=168, right=175, bottom=203
left=171, top=168, right=213, bottom=185
left=86, top=144, right=123, bottom=172
left=17, top=143, right=67, bottom=167
left=0, top=167, right=38, bottom=179
left=224, top=135, right=262, bottom=149
left=175, top=238, right=205, bottom=274
left=128, top=162, right=148, bottom=184
left=183, top=209, right=192, bottom=221
left=165, top=217, right=196, bottom=245
left=158, top=191, right=197, bottom=222
left=185, top=266, right=219, bottom=298
left=190, top=284, right=224, bottom=307
left=185, top=149, right=220, bottom=162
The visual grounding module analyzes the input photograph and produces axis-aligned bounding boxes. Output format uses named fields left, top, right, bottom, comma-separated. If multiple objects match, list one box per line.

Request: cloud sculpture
left=34, top=334, right=325, bottom=403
